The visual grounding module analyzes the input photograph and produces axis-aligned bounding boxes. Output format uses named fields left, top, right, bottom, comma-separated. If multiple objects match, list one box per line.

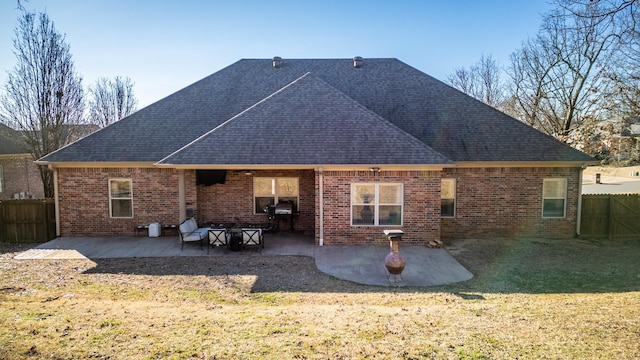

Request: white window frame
left=253, top=177, right=299, bottom=214
left=0, top=165, right=4, bottom=193
left=109, top=178, right=133, bottom=218
left=542, top=178, right=567, bottom=218
left=441, top=178, right=456, bottom=218
left=351, top=183, right=403, bottom=226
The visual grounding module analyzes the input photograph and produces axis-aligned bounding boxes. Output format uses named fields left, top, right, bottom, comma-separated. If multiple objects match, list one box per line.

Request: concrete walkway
left=14, top=233, right=473, bottom=287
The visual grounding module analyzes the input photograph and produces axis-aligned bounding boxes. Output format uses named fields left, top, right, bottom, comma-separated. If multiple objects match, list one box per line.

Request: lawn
left=1, top=237, right=639, bottom=359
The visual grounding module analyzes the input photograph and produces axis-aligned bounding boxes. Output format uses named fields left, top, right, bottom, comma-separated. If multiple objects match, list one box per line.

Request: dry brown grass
left=1, top=238, right=639, bottom=359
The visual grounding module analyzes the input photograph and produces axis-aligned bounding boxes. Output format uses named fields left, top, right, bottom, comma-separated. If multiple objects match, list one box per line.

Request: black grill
left=275, top=203, right=293, bottom=215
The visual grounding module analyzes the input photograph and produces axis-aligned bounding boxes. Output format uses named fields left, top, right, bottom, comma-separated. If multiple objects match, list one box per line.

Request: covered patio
left=14, top=233, right=473, bottom=287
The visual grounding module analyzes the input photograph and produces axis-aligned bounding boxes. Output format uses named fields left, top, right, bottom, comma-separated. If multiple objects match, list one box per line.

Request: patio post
left=178, top=170, right=186, bottom=222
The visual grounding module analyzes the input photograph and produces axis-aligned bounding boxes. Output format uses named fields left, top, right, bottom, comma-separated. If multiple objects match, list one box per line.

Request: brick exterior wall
left=196, top=169, right=315, bottom=232
left=440, top=167, right=581, bottom=239
left=57, top=167, right=181, bottom=236
left=0, top=155, right=45, bottom=200
left=317, top=170, right=441, bottom=246
left=55, top=166, right=582, bottom=242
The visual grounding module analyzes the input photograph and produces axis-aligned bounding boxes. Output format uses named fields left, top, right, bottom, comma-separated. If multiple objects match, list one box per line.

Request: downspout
left=576, top=167, right=584, bottom=238
left=318, top=167, right=324, bottom=246
left=52, top=167, right=60, bottom=237
left=178, top=170, right=186, bottom=222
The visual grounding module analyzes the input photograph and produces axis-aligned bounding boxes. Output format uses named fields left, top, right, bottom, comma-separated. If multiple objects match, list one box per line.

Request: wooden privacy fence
left=581, top=194, right=640, bottom=240
left=0, top=199, right=56, bottom=243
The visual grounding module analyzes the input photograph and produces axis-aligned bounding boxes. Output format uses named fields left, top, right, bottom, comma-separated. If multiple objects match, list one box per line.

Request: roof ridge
left=156, top=72, right=314, bottom=165
left=159, top=71, right=455, bottom=166
left=304, top=73, right=453, bottom=163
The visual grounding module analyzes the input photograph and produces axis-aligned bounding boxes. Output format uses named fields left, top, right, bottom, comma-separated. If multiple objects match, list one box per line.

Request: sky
left=0, top=0, right=555, bottom=108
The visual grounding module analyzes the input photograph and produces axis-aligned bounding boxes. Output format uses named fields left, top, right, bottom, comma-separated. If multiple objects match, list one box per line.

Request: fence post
left=608, top=195, right=613, bottom=241
left=43, top=200, right=49, bottom=241
left=0, top=201, right=4, bottom=242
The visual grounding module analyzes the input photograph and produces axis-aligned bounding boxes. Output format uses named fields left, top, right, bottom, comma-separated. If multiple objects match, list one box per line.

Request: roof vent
left=353, top=56, right=363, bottom=68
left=272, top=56, right=282, bottom=68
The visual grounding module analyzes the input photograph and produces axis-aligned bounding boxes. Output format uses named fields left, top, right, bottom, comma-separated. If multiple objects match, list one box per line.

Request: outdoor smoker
left=264, top=202, right=295, bottom=232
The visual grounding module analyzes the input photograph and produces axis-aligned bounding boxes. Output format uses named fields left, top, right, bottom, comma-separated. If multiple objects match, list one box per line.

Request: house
left=591, top=115, right=640, bottom=163
left=0, top=123, right=44, bottom=200
left=37, top=57, right=595, bottom=245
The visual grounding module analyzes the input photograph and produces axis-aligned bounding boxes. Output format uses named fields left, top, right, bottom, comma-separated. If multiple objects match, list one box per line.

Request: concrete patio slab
left=15, top=234, right=473, bottom=287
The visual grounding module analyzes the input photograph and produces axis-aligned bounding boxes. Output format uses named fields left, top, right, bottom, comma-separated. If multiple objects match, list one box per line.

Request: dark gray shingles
left=160, top=73, right=453, bottom=165
left=40, top=58, right=593, bottom=164
left=0, top=124, right=25, bottom=154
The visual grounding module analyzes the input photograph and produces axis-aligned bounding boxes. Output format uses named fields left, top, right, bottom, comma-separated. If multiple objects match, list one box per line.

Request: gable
left=159, top=73, right=453, bottom=166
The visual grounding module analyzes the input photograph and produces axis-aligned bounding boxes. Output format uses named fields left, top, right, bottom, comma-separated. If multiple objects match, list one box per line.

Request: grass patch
left=1, top=238, right=639, bottom=359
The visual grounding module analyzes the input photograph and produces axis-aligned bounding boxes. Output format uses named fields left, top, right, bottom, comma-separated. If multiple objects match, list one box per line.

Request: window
left=253, top=177, right=299, bottom=214
left=441, top=178, right=456, bottom=217
left=0, top=165, right=3, bottom=193
left=351, top=183, right=403, bottom=226
left=542, top=178, right=567, bottom=218
left=109, top=179, right=133, bottom=218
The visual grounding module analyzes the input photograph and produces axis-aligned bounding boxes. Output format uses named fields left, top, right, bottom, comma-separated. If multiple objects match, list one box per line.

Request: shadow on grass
left=79, top=237, right=640, bottom=295
left=82, top=255, right=396, bottom=294
left=0, top=242, right=40, bottom=256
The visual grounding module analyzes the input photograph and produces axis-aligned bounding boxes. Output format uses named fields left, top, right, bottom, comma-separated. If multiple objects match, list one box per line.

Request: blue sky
left=0, top=1, right=554, bottom=108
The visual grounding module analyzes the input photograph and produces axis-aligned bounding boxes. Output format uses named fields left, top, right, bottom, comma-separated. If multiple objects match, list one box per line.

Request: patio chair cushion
left=182, top=228, right=209, bottom=242
left=179, top=218, right=197, bottom=234
left=209, top=229, right=230, bottom=246
left=179, top=218, right=209, bottom=242
left=241, top=228, right=264, bottom=248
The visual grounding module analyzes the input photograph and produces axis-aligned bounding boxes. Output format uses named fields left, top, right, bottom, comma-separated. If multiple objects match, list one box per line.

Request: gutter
left=53, top=169, right=60, bottom=237
left=318, top=167, right=324, bottom=246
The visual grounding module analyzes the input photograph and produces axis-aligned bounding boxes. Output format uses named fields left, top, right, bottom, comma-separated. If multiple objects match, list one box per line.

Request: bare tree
left=558, top=0, right=637, bottom=29
left=0, top=11, right=84, bottom=198
left=507, top=3, right=619, bottom=141
left=88, top=76, right=138, bottom=127
left=448, top=67, right=477, bottom=97
left=447, top=54, right=504, bottom=108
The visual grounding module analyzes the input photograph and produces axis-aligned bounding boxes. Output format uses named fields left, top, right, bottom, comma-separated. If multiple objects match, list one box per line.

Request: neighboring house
left=37, top=58, right=595, bottom=245
left=585, top=115, right=640, bottom=162
left=0, top=124, right=44, bottom=200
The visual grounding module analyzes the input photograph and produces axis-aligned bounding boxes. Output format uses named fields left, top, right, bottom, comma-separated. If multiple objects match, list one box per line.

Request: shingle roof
left=0, top=124, right=25, bottom=155
left=39, top=58, right=593, bottom=165
left=159, top=73, right=452, bottom=166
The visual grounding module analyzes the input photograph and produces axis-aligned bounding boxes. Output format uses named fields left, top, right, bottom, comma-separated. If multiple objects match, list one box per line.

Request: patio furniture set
left=178, top=217, right=266, bottom=253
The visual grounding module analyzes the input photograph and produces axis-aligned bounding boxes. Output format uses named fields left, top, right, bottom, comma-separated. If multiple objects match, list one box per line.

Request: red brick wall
left=0, top=156, right=45, bottom=200
left=55, top=166, right=582, bottom=242
left=184, top=170, right=197, bottom=220
left=317, top=170, right=441, bottom=246
left=440, top=167, right=581, bottom=239
left=57, top=167, right=181, bottom=236
left=196, top=170, right=315, bottom=232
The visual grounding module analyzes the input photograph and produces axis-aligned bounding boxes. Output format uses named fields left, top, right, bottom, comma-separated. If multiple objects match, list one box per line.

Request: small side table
left=163, top=225, right=178, bottom=236
left=134, top=225, right=149, bottom=236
